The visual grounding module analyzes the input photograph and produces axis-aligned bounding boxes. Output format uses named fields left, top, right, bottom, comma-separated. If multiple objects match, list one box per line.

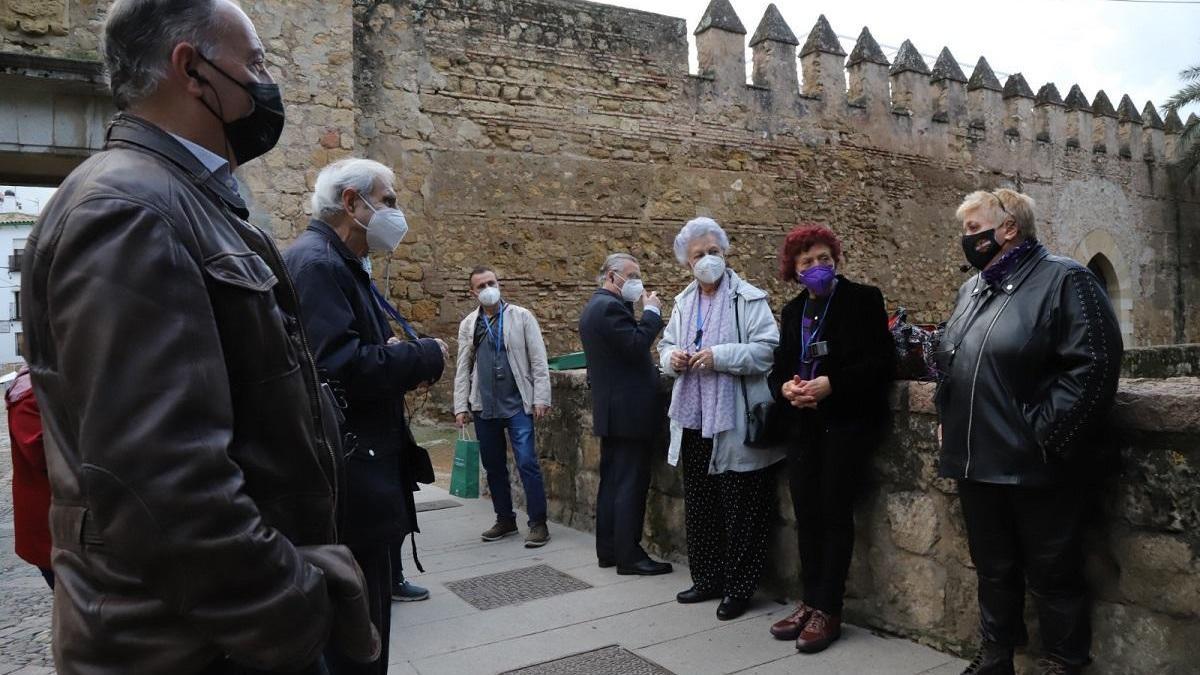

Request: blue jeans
left=475, top=411, right=547, bottom=525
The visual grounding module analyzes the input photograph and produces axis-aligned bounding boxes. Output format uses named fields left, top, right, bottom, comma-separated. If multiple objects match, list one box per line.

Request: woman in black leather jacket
left=936, top=189, right=1122, bottom=675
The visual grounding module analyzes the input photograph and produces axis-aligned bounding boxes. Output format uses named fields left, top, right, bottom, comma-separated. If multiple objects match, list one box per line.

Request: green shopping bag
left=449, top=426, right=481, bottom=498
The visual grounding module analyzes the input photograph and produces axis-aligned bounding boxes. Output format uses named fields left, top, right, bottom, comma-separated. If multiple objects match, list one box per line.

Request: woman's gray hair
left=956, top=189, right=1038, bottom=240
left=597, top=253, right=636, bottom=285
left=672, top=217, right=730, bottom=264
left=102, top=0, right=225, bottom=110
left=311, top=158, right=395, bottom=219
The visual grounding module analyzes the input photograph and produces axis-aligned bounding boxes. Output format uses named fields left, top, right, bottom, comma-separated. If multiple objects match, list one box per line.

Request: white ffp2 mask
left=693, top=254, right=726, bottom=285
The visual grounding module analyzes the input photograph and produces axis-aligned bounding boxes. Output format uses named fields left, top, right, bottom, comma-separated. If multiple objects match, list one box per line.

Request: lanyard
left=483, top=304, right=505, bottom=355
left=692, top=293, right=717, bottom=349
left=369, top=282, right=419, bottom=340
left=799, top=286, right=836, bottom=364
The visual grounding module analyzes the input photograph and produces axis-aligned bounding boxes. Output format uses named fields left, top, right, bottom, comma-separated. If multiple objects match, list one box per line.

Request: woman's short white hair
left=955, top=189, right=1037, bottom=239
left=673, top=217, right=730, bottom=264
left=311, top=158, right=395, bottom=220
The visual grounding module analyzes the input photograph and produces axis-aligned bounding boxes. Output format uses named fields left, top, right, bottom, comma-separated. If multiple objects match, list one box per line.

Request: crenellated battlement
left=684, top=1, right=1192, bottom=173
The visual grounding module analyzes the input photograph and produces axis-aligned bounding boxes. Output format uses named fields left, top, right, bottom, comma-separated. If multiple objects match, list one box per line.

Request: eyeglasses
left=992, top=192, right=1013, bottom=222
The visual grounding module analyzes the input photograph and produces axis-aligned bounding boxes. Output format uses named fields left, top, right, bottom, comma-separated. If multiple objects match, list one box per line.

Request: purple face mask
left=798, top=265, right=836, bottom=296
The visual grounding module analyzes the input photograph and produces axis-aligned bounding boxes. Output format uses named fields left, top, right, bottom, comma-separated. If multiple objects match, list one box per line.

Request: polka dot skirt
left=681, top=428, right=774, bottom=600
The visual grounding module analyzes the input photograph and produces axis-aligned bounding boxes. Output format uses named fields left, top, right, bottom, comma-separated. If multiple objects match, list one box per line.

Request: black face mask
left=961, top=227, right=1002, bottom=271
left=191, top=54, right=285, bottom=166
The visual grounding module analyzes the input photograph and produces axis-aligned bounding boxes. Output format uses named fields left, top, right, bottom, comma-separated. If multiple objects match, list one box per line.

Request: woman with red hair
left=766, top=225, right=894, bottom=653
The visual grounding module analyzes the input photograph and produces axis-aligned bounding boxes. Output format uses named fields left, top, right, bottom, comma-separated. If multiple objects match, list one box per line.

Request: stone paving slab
left=391, top=486, right=968, bottom=674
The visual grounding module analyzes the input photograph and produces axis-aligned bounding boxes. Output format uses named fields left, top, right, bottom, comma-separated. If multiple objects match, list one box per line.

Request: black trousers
left=788, top=423, right=872, bottom=615
left=681, top=429, right=774, bottom=601
left=595, top=436, right=653, bottom=566
left=325, top=544, right=391, bottom=675
left=958, top=479, right=1091, bottom=666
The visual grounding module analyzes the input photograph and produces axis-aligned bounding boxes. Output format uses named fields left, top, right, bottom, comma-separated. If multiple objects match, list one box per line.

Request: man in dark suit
left=578, top=253, right=674, bottom=576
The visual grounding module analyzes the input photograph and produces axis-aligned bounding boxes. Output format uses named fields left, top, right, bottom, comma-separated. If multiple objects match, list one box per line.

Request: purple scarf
left=982, top=238, right=1038, bottom=287
left=668, top=280, right=737, bottom=439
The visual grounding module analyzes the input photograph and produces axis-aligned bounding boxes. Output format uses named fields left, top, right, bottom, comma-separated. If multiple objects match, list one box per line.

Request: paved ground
left=0, top=407, right=55, bottom=675
left=0, top=409, right=966, bottom=674
left=390, top=486, right=967, bottom=674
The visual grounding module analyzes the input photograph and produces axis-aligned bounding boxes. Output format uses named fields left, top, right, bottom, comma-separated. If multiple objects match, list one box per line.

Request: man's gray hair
left=672, top=217, right=730, bottom=264
left=311, top=159, right=396, bottom=219
left=597, top=253, right=636, bottom=285
left=102, top=0, right=226, bottom=110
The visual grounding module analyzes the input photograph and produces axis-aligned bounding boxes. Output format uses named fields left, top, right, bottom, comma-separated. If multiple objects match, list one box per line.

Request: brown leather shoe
left=770, top=602, right=814, bottom=641
left=795, top=610, right=841, bottom=653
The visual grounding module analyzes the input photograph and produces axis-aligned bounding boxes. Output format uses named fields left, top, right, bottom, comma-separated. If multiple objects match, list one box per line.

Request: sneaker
left=481, top=518, right=519, bottom=542
left=391, top=580, right=430, bottom=602
left=961, top=642, right=1015, bottom=675
left=525, top=522, right=550, bottom=548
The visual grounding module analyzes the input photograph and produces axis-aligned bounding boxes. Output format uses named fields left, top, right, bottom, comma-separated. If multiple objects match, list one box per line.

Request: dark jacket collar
left=104, top=112, right=248, bottom=218
left=306, top=219, right=365, bottom=272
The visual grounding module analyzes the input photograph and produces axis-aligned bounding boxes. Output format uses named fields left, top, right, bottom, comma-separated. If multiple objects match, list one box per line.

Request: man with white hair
left=578, top=253, right=673, bottom=576
left=21, top=1, right=378, bottom=673
left=285, top=157, right=447, bottom=675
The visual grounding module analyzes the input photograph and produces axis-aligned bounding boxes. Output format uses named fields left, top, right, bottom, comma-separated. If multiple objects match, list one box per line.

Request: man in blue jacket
left=285, top=158, right=447, bottom=675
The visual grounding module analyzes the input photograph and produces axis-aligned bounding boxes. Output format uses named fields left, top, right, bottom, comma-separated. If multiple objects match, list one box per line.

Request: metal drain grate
left=444, top=564, right=591, bottom=610
left=501, top=645, right=675, bottom=675
left=414, top=499, right=463, bottom=512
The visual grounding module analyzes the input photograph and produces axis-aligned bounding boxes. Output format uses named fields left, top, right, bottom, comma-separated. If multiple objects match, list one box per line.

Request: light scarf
left=668, top=277, right=737, bottom=439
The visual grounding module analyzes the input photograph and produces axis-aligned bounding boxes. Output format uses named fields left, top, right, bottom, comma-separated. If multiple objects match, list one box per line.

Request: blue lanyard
left=799, top=287, right=836, bottom=364
left=483, top=304, right=505, bottom=355
left=369, top=282, right=419, bottom=340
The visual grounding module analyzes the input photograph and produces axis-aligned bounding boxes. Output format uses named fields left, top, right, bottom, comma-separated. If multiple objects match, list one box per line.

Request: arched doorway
left=1087, top=253, right=1116, bottom=298
left=1073, top=230, right=1133, bottom=346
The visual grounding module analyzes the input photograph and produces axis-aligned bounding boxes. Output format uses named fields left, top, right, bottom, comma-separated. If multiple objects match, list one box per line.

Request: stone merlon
left=1141, top=102, right=1165, bottom=130
left=748, top=3, right=798, bottom=47
left=967, top=57, right=1001, bottom=92
left=1164, top=109, right=1184, bottom=133
left=694, top=0, right=746, bottom=35
left=800, top=14, right=846, bottom=58
left=1189, top=112, right=1199, bottom=129
left=1065, top=84, right=1092, bottom=111
left=1036, top=83, right=1064, bottom=107
left=1117, top=95, right=1143, bottom=125
left=846, top=27, right=889, bottom=67
left=1002, top=73, right=1034, bottom=100
left=930, top=47, right=966, bottom=83
left=889, top=39, right=930, bottom=76
left=1092, top=90, right=1118, bottom=118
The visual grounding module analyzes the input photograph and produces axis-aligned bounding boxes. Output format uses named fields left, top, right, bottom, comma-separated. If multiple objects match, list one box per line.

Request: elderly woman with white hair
left=657, top=217, right=785, bottom=621
left=936, top=189, right=1122, bottom=675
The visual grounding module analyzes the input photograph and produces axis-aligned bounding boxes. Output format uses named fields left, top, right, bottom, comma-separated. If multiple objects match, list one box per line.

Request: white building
left=0, top=211, right=35, bottom=369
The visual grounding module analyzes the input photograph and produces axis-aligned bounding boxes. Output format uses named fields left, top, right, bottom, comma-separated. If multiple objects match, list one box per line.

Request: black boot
left=961, top=641, right=1015, bottom=675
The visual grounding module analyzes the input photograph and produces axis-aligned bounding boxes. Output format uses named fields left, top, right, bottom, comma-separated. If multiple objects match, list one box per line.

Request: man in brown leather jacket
left=22, top=1, right=378, bottom=673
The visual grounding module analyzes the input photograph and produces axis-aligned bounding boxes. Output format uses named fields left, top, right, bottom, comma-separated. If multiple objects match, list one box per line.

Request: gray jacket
left=658, top=270, right=786, bottom=474
left=454, top=303, right=552, bottom=415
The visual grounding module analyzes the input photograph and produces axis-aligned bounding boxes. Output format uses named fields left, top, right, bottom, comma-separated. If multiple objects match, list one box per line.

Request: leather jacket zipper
left=257, top=232, right=340, bottom=537
left=964, top=293, right=1014, bottom=478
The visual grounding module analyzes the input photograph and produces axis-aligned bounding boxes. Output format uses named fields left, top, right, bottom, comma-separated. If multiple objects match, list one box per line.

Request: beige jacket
left=454, top=303, right=552, bottom=415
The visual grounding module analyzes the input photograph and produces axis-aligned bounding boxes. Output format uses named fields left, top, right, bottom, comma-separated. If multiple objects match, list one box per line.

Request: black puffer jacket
left=935, top=243, right=1122, bottom=485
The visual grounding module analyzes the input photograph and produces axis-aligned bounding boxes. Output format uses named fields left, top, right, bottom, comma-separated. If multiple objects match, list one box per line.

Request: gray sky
left=605, top=0, right=1200, bottom=118
left=0, top=186, right=56, bottom=215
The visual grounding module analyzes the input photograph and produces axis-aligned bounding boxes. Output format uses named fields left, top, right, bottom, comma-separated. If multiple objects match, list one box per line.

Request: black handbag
left=734, top=294, right=777, bottom=448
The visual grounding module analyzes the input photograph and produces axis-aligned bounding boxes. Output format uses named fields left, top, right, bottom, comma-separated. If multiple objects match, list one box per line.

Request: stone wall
left=1, top=0, right=1198, bottom=358
left=525, top=371, right=1200, bottom=673
left=351, top=0, right=1200, bottom=355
